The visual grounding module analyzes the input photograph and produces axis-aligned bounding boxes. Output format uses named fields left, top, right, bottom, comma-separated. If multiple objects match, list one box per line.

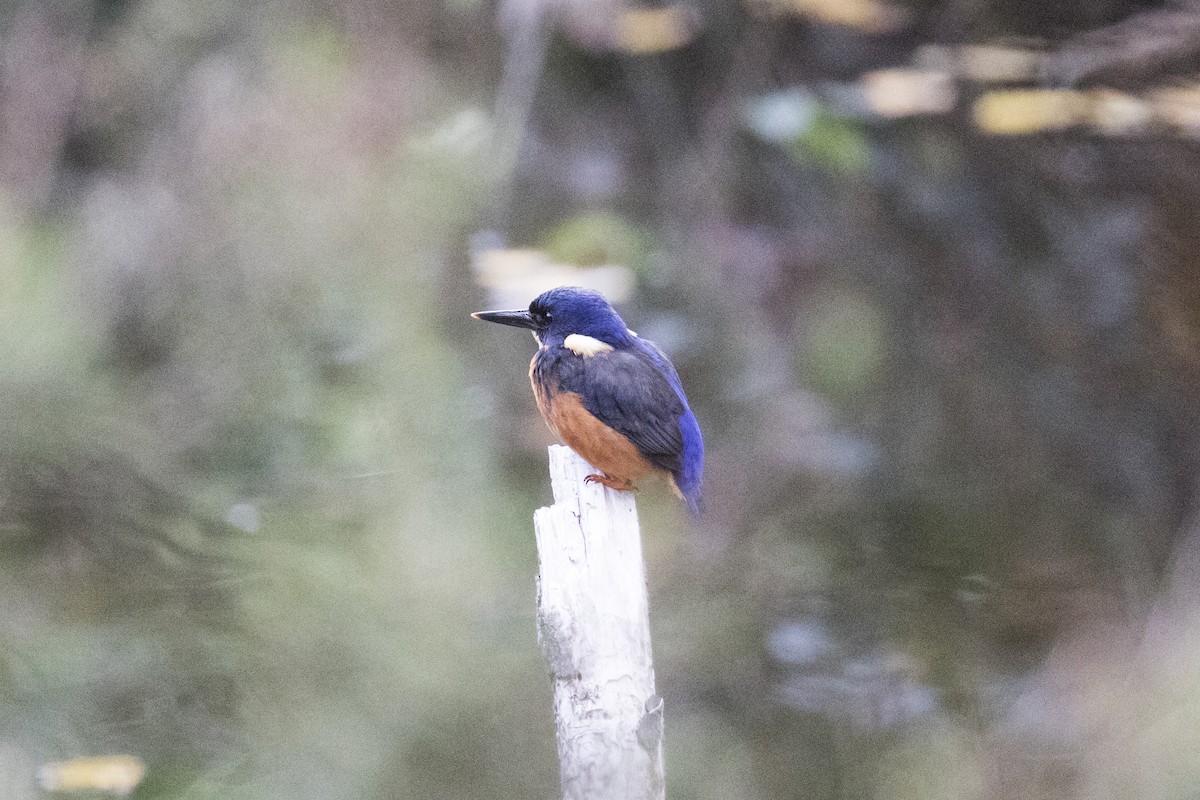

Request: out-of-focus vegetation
left=4, top=0, right=1200, bottom=798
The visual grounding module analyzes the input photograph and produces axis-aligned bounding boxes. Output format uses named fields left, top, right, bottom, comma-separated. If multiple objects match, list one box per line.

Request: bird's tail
left=670, top=475, right=704, bottom=516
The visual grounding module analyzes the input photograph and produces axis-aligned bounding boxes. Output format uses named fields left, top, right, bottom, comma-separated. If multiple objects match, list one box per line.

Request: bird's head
left=472, top=286, right=635, bottom=350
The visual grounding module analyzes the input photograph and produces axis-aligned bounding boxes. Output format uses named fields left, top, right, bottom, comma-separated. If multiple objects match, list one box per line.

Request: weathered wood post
left=534, top=445, right=666, bottom=800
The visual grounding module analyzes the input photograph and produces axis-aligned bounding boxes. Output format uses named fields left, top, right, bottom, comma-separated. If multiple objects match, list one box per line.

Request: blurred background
left=4, top=0, right=1200, bottom=797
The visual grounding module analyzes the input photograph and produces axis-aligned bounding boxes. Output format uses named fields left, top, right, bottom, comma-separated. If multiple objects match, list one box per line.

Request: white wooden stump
left=534, top=445, right=666, bottom=800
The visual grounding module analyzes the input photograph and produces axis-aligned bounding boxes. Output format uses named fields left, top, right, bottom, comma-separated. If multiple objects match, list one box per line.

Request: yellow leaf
left=470, top=247, right=634, bottom=308
left=767, top=0, right=910, bottom=33
left=972, top=89, right=1090, bottom=135
left=956, top=44, right=1043, bottom=83
left=617, top=5, right=695, bottom=54
left=1150, top=84, right=1200, bottom=136
left=860, top=69, right=956, bottom=118
left=1088, top=90, right=1151, bottom=135
left=37, top=755, right=146, bottom=796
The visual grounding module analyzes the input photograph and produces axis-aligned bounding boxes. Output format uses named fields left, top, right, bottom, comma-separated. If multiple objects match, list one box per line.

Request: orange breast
left=532, top=380, right=658, bottom=486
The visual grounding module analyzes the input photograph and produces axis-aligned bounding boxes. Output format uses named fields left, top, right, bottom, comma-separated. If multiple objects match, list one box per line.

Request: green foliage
left=786, top=109, right=872, bottom=174
left=0, top=222, right=82, bottom=378
left=800, top=289, right=887, bottom=397
left=0, top=16, right=550, bottom=799
left=875, top=721, right=985, bottom=800
left=540, top=211, right=653, bottom=271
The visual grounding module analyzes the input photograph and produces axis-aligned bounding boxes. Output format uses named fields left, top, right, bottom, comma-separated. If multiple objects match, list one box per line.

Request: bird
left=473, top=286, right=704, bottom=514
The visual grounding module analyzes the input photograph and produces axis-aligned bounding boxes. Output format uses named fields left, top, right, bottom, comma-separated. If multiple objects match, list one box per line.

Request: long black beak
left=471, top=309, right=539, bottom=330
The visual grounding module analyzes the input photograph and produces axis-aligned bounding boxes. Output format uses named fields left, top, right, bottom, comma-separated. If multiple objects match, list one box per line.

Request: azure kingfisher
left=473, top=286, right=704, bottom=514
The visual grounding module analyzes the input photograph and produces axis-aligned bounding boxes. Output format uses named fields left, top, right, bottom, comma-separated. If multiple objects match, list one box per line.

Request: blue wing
left=633, top=339, right=705, bottom=513
left=542, top=338, right=704, bottom=512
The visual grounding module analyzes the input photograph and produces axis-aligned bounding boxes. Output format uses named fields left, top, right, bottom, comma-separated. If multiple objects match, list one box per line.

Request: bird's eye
left=531, top=308, right=551, bottom=326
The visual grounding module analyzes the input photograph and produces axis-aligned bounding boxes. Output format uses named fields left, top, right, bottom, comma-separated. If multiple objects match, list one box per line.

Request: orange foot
left=584, top=473, right=637, bottom=492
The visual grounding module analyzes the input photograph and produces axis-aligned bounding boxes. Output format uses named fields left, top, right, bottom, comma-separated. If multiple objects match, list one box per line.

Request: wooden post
left=534, top=445, right=666, bottom=800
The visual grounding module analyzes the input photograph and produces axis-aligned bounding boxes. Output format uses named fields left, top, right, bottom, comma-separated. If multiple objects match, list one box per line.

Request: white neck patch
left=564, top=334, right=614, bottom=357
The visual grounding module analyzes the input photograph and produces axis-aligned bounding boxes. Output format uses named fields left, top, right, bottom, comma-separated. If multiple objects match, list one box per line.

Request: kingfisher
left=473, top=286, right=704, bottom=514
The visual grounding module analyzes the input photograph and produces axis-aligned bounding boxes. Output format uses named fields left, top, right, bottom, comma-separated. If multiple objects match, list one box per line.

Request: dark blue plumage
left=473, top=286, right=705, bottom=514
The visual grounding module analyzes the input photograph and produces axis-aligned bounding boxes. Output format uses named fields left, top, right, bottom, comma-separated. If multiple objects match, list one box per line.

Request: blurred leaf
left=616, top=5, right=696, bottom=54
left=471, top=246, right=635, bottom=308
left=951, top=44, right=1044, bottom=83
left=972, top=89, right=1090, bottom=135
left=860, top=69, right=956, bottom=119
left=667, top=711, right=757, bottom=800
left=875, top=721, right=984, bottom=800
left=801, top=290, right=887, bottom=395
left=744, top=89, right=816, bottom=143
left=1151, top=83, right=1200, bottom=136
left=787, top=109, right=871, bottom=173
left=0, top=219, right=82, bottom=377
left=750, top=0, right=910, bottom=33
left=37, top=755, right=145, bottom=796
left=271, top=21, right=353, bottom=96
left=540, top=211, right=652, bottom=271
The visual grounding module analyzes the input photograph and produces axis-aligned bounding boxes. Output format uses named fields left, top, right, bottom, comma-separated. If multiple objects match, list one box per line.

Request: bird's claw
left=585, top=473, right=637, bottom=492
